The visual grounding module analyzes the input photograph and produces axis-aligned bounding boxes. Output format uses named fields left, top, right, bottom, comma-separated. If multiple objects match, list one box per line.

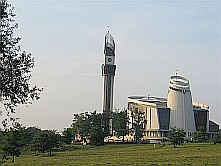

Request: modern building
left=128, top=96, right=170, bottom=143
left=193, top=102, right=209, bottom=132
left=209, top=120, right=220, bottom=132
left=101, top=31, right=116, bottom=135
left=127, top=74, right=218, bottom=143
left=167, top=75, right=196, bottom=136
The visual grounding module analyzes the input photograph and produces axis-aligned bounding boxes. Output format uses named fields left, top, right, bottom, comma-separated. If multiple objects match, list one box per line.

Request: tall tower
left=101, top=31, right=116, bottom=135
left=167, top=75, right=196, bottom=136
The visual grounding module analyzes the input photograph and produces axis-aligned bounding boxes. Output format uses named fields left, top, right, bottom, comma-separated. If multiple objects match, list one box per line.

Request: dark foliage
left=167, top=127, right=186, bottom=148
left=0, top=0, right=43, bottom=128
left=89, top=111, right=104, bottom=146
left=62, top=127, right=74, bottom=144
left=130, top=108, right=146, bottom=143
left=0, top=123, right=28, bottom=163
left=31, top=130, right=61, bottom=155
left=193, top=126, right=207, bottom=143
left=72, top=112, right=90, bottom=139
left=113, top=109, right=129, bottom=141
left=71, top=111, right=105, bottom=146
left=212, top=132, right=221, bottom=144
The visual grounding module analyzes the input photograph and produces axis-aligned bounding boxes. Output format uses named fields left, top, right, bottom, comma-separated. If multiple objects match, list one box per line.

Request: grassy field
left=2, top=143, right=221, bottom=165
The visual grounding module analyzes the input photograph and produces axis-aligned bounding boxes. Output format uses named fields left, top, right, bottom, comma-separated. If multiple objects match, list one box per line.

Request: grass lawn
left=2, top=143, right=221, bottom=165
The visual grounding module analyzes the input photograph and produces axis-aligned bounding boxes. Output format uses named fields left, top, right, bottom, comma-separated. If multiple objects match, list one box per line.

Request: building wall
left=158, top=108, right=170, bottom=130
left=128, top=98, right=170, bottom=143
left=167, top=76, right=196, bottom=135
left=194, top=109, right=209, bottom=131
left=193, top=102, right=209, bottom=132
left=209, top=120, right=219, bottom=132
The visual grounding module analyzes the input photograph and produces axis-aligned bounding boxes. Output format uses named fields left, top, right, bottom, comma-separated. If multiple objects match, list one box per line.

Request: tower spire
left=175, top=70, right=178, bottom=76
left=107, top=25, right=110, bottom=33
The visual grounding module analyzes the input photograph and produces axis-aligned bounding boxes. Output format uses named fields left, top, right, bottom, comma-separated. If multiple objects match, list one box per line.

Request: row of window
left=169, top=86, right=190, bottom=93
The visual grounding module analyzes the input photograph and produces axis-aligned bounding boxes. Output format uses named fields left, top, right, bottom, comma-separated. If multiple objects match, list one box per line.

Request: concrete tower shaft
left=167, top=75, right=196, bottom=135
left=102, top=31, right=116, bottom=135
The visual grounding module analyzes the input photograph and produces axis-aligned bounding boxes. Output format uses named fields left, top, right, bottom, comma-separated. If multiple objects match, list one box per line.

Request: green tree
left=25, top=127, right=41, bottom=144
left=0, top=123, right=28, bottom=162
left=212, top=132, right=221, bottom=144
left=89, top=111, right=104, bottom=146
left=31, top=130, right=61, bottom=155
left=62, top=127, right=74, bottom=144
left=102, top=110, right=112, bottom=137
left=193, top=126, right=207, bottom=143
left=167, top=127, right=186, bottom=148
left=71, top=112, right=90, bottom=140
left=71, top=111, right=106, bottom=145
left=0, top=0, right=42, bottom=127
left=130, top=108, right=146, bottom=143
left=113, top=109, right=128, bottom=142
left=0, top=130, right=7, bottom=163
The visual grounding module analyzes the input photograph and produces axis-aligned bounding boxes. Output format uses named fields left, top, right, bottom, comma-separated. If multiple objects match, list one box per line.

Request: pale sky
left=2, top=0, right=220, bottom=131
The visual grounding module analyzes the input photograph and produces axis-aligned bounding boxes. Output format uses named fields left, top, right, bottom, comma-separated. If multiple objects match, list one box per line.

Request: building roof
left=128, top=96, right=167, bottom=108
left=128, top=96, right=209, bottom=111
left=193, top=102, right=209, bottom=111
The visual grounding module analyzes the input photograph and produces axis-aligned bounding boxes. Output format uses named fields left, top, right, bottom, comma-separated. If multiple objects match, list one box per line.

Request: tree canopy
left=193, top=126, right=207, bottom=143
left=0, top=0, right=42, bottom=127
left=71, top=111, right=105, bottom=145
left=31, top=130, right=61, bottom=156
left=113, top=109, right=128, bottom=141
left=212, top=132, right=221, bottom=144
left=167, top=127, right=186, bottom=148
left=70, top=110, right=129, bottom=145
left=0, top=123, right=28, bottom=162
left=130, top=108, right=146, bottom=143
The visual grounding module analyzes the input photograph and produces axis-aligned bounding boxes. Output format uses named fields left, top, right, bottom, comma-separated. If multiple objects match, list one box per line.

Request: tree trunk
left=122, top=130, right=125, bottom=143
left=12, top=152, right=15, bottom=162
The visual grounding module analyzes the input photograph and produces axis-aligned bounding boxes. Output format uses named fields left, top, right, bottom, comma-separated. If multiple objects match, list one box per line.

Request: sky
left=1, top=0, right=220, bottom=131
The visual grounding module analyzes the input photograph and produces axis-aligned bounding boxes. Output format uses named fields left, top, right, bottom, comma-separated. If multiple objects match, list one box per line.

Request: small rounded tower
left=167, top=75, right=196, bottom=136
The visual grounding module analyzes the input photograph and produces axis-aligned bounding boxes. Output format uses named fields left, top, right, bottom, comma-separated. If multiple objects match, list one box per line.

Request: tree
left=167, top=127, right=186, bottom=148
left=62, top=127, right=74, bottom=144
left=71, top=110, right=106, bottom=146
left=130, top=108, right=146, bottom=143
left=71, top=110, right=128, bottom=145
left=71, top=111, right=106, bottom=145
left=102, top=110, right=112, bottom=137
left=31, top=130, right=61, bottom=156
left=0, top=123, right=28, bottom=162
left=25, top=127, right=41, bottom=144
left=0, top=0, right=42, bottom=127
left=212, top=132, right=221, bottom=144
left=113, top=109, right=128, bottom=142
left=89, top=111, right=104, bottom=146
left=193, top=126, right=207, bottom=143
left=71, top=112, right=90, bottom=140
left=0, top=130, right=7, bottom=163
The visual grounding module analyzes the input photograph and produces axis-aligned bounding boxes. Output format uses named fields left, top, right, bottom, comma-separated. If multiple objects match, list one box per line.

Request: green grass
left=2, top=143, right=221, bottom=165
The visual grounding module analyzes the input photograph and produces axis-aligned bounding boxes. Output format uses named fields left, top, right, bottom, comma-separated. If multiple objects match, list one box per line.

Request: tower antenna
left=107, top=25, right=110, bottom=32
left=175, top=70, right=178, bottom=76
